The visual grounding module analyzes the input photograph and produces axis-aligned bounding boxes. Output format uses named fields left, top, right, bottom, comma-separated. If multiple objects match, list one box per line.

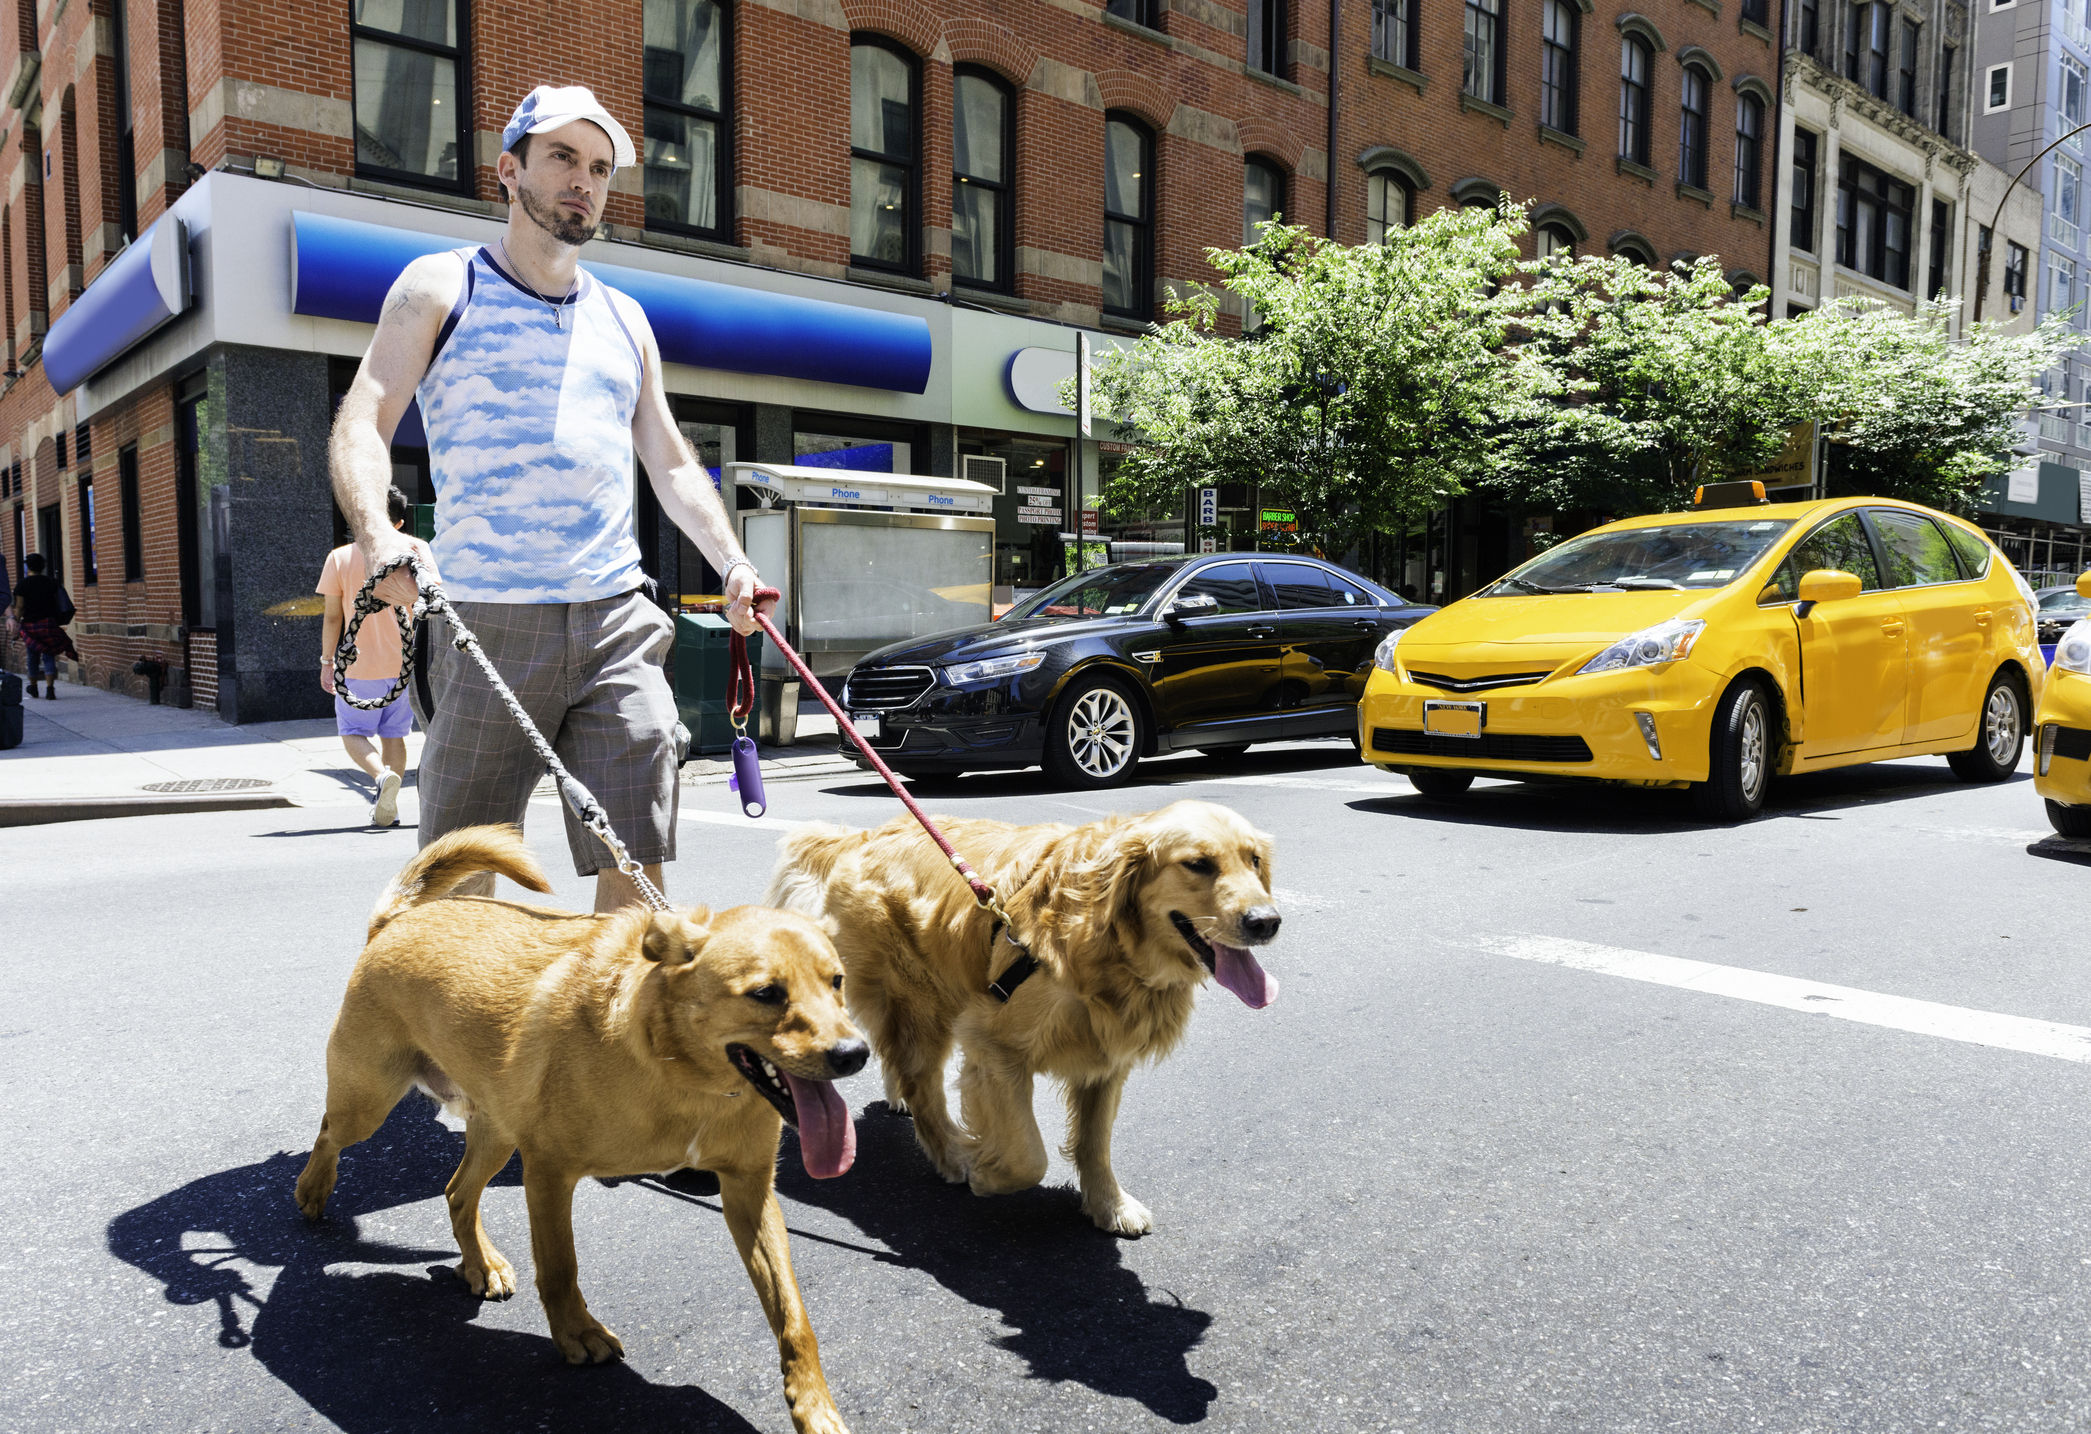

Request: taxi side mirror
left=1794, top=568, right=1862, bottom=619
left=2076, top=570, right=2091, bottom=601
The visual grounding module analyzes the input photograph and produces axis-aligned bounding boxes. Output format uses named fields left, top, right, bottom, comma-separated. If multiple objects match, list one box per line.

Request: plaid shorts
left=417, top=591, right=680, bottom=876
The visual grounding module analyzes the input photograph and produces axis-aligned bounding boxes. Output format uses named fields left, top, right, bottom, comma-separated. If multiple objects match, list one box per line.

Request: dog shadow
left=772, top=1101, right=1219, bottom=1425
left=105, top=1100, right=763, bottom=1434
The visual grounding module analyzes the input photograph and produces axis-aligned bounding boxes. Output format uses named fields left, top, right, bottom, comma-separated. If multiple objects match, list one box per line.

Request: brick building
left=0, top=0, right=1778, bottom=718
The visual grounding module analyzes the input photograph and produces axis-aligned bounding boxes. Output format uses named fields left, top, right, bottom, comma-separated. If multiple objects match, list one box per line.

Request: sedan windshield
left=1479, top=519, right=1795, bottom=596
left=1007, top=562, right=1182, bottom=619
left=2039, top=589, right=2089, bottom=612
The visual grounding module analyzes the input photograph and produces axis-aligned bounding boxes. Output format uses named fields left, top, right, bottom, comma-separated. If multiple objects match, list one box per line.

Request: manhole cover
left=139, top=778, right=275, bottom=794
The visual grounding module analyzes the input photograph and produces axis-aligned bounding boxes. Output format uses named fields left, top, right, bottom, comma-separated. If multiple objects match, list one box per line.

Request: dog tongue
left=1212, top=943, right=1278, bottom=1008
left=783, top=1072, right=855, bottom=1178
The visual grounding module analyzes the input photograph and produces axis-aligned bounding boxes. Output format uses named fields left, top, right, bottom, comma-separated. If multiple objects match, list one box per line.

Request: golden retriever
left=765, top=799, right=1279, bottom=1235
left=294, top=825, right=863, bottom=1434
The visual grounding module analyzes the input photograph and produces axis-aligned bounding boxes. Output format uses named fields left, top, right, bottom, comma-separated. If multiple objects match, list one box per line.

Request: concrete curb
left=0, top=793, right=298, bottom=827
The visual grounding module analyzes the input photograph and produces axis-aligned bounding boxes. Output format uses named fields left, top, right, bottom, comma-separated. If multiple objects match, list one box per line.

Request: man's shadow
left=769, top=1102, right=1218, bottom=1424
left=106, top=1100, right=762, bottom=1434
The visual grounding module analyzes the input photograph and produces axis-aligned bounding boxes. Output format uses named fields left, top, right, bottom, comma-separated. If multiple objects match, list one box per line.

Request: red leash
left=730, top=587, right=1022, bottom=937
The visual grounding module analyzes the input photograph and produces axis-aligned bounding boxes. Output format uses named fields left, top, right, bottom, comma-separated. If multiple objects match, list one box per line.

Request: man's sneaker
left=372, top=770, right=402, bottom=827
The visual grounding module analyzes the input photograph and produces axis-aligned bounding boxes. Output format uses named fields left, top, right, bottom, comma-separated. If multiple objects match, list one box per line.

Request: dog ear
left=1057, top=825, right=1151, bottom=956
left=642, top=909, right=711, bottom=966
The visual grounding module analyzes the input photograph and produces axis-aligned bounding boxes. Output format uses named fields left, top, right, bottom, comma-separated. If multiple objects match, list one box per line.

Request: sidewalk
left=0, top=681, right=856, bottom=826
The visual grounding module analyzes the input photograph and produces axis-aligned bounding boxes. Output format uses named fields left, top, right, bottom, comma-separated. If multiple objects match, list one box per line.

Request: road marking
left=1469, top=933, right=2091, bottom=1064
left=528, top=795, right=809, bottom=834
left=1166, top=772, right=1410, bottom=795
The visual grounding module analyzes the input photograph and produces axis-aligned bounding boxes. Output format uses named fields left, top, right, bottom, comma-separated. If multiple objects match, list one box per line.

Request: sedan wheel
left=1044, top=675, right=1145, bottom=789
left=1948, top=672, right=2026, bottom=783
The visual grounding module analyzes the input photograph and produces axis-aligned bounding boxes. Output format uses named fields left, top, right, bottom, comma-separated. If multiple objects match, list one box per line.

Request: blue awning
left=290, top=211, right=932, bottom=394
left=45, top=217, right=191, bottom=395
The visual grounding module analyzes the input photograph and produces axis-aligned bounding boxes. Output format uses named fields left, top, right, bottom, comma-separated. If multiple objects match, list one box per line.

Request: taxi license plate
left=850, top=713, right=883, bottom=740
left=1422, top=700, right=1484, bottom=738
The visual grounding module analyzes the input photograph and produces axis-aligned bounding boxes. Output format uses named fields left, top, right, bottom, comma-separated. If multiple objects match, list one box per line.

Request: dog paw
left=791, top=1401, right=852, bottom=1434
left=1084, top=1192, right=1154, bottom=1236
left=455, top=1255, right=517, bottom=1299
left=293, top=1167, right=335, bottom=1222
left=552, top=1318, right=626, bottom=1365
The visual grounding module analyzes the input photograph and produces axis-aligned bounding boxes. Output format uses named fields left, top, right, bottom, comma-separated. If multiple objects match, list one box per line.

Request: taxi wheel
left=1947, top=672, right=2026, bottom=783
left=1043, top=673, right=1145, bottom=790
left=1693, top=679, right=1772, bottom=823
left=1407, top=769, right=1474, bottom=800
left=2047, top=799, right=2091, bottom=838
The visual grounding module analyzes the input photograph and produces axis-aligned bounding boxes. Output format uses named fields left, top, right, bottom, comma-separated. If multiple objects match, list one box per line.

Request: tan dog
left=294, top=825, right=863, bottom=1434
left=765, top=799, right=1279, bottom=1236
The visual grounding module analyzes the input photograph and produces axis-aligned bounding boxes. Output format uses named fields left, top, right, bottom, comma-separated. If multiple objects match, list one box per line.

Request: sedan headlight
left=942, top=651, right=1045, bottom=685
left=1578, top=617, right=1707, bottom=675
left=2056, top=620, right=2091, bottom=676
left=1373, top=625, right=1409, bottom=674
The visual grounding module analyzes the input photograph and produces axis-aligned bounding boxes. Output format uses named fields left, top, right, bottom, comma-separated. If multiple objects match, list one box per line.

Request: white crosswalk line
left=1468, top=933, right=2091, bottom=1064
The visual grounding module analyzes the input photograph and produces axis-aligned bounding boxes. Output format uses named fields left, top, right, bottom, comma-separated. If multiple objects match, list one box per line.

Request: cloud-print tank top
left=417, top=246, right=649, bottom=603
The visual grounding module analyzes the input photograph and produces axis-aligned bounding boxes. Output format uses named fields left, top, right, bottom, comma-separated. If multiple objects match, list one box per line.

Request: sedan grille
left=1372, top=728, right=1594, bottom=763
left=1404, top=669, right=1556, bottom=694
left=843, top=667, right=937, bottom=709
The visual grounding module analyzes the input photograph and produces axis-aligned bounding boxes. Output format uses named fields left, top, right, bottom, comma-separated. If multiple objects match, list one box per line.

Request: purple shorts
left=335, top=677, right=413, bottom=739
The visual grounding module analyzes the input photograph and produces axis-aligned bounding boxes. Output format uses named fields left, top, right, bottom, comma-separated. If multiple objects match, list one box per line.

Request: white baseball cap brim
left=503, top=85, right=636, bottom=170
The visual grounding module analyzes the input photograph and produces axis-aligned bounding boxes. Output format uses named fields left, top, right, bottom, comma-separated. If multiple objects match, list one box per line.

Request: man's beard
left=518, top=183, right=596, bottom=247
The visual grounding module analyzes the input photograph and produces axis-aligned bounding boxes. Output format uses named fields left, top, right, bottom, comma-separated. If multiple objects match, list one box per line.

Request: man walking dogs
left=329, top=85, right=772, bottom=910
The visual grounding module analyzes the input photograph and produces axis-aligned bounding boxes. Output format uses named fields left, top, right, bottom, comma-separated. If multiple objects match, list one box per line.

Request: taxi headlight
left=2056, top=620, right=2091, bottom=676
left=1578, top=618, right=1707, bottom=675
left=1374, top=626, right=1409, bottom=674
left=942, top=652, right=1044, bottom=685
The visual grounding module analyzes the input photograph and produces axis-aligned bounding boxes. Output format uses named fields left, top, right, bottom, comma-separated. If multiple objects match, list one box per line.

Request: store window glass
left=794, top=431, right=911, bottom=474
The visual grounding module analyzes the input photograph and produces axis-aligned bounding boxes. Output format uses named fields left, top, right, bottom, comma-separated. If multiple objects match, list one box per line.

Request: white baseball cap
left=502, top=85, right=635, bottom=170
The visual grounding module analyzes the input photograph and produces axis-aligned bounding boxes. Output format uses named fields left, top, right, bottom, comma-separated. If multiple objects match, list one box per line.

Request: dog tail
left=763, top=821, right=860, bottom=917
left=369, top=824, right=552, bottom=939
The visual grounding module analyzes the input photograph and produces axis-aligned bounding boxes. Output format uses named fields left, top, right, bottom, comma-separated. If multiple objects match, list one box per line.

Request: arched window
left=1678, top=63, right=1709, bottom=190
left=1366, top=170, right=1413, bottom=241
left=643, top=0, right=731, bottom=240
left=1103, top=114, right=1154, bottom=317
left=1464, top=0, right=1503, bottom=103
left=1618, top=37, right=1650, bottom=164
left=849, top=36, right=918, bottom=271
left=1540, top=0, right=1577, bottom=134
left=1733, top=92, right=1763, bottom=210
left=1244, top=157, right=1284, bottom=244
left=951, top=67, right=1012, bottom=290
left=1536, top=223, right=1575, bottom=259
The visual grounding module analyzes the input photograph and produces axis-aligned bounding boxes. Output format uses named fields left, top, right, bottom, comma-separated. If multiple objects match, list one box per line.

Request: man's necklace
left=499, top=239, right=579, bottom=332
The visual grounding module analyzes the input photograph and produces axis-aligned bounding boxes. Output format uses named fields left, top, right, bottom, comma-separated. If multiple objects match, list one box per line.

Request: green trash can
left=674, top=612, right=762, bottom=756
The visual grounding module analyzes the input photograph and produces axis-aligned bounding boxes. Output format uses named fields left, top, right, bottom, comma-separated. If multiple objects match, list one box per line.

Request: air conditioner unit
left=2012, top=294, right=2025, bottom=313
left=962, top=454, right=1007, bottom=494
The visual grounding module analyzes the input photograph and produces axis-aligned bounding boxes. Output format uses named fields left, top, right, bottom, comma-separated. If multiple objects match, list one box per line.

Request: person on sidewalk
left=317, top=485, right=436, bottom=828
left=9, top=554, right=78, bottom=699
left=329, top=85, right=774, bottom=912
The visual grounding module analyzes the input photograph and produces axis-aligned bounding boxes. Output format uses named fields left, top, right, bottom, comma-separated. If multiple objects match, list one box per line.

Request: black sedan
left=836, top=553, right=1436, bottom=789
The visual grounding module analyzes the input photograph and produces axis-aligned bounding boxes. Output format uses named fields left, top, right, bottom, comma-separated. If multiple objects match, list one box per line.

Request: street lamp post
left=1974, top=119, right=2091, bottom=322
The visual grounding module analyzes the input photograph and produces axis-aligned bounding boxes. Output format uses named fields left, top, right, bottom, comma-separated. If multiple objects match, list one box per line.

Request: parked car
left=2034, top=574, right=2091, bottom=835
left=1358, top=491, right=2044, bottom=822
left=836, top=554, right=1435, bottom=788
left=2035, top=584, right=2090, bottom=662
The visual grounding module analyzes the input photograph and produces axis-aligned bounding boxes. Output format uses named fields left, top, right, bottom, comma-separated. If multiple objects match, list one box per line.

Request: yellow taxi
left=2034, top=572, right=2091, bottom=835
left=1358, top=486, right=2044, bottom=821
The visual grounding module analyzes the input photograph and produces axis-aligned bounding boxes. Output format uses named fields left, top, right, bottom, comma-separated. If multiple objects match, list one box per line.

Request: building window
left=849, top=36, right=917, bottom=272
left=1897, top=19, right=1919, bottom=116
left=1619, top=37, right=1651, bottom=164
left=2005, top=240, right=2029, bottom=303
left=643, top=0, right=730, bottom=240
left=1740, top=0, right=1766, bottom=24
left=2060, top=154, right=2081, bottom=242
left=1846, top=4, right=1888, bottom=99
left=1790, top=127, right=1818, bottom=252
left=118, top=443, right=142, bottom=582
left=1678, top=64, right=1709, bottom=190
left=1104, top=0, right=1157, bottom=25
left=2066, top=55, right=2087, bottom=125
left=1928, top=198, right=1950, bottom=298
left=951, top=68, right=1012, bottom=291
left=1798, top=0, right=1819, bottom=58
left=56, top=431, right=67, bottom=469
left=78, top=474, right=95, bottom=585
left=1366, top=169, right=1413, bottom=240
left=1837, top=155, right=1914, bottom=289
left=1540, top=0, right=1577, bottom=133
left=1734, top=93, right=1763, bottom=210
left=2050, top=251, right=2076, bottom=316
left=1536, top=223, right=1575, bottom=259
left=74, top=423, right=89, bottom=469
left=350, top=0, right=469, bottom=189
left=1372, top=0, right=1416, bottom=69
left=1937, top=45, right=1956, bottom=135
left=1244, top=157, right=1284, bottom=244
left=1464, top=0, right=1502, bottom=103
left=1102, top=114, right=1153, bottom=317
left=1986, top=63, right=2012, bottom=113
left=1249, top=0, right=1287, bottom=75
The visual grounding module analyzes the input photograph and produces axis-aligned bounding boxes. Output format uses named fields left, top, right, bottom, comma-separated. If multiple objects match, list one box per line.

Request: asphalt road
left=6, top=740, right=2091, bottom=1433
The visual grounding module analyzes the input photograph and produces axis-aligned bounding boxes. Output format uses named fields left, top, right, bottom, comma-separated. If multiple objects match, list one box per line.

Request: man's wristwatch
left=721, top=558, right=755, bottom=593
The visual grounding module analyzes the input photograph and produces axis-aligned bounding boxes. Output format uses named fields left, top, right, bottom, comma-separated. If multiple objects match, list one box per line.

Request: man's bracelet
left=721, top=558, right=755, bottom=591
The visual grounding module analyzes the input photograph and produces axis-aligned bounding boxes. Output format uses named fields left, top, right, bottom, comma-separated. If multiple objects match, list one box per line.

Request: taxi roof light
left=1692, top=480, right=1769, bottom=510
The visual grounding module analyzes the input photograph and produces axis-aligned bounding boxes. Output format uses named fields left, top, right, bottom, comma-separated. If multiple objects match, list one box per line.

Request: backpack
left=54, top=583, right=75, bottom=624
